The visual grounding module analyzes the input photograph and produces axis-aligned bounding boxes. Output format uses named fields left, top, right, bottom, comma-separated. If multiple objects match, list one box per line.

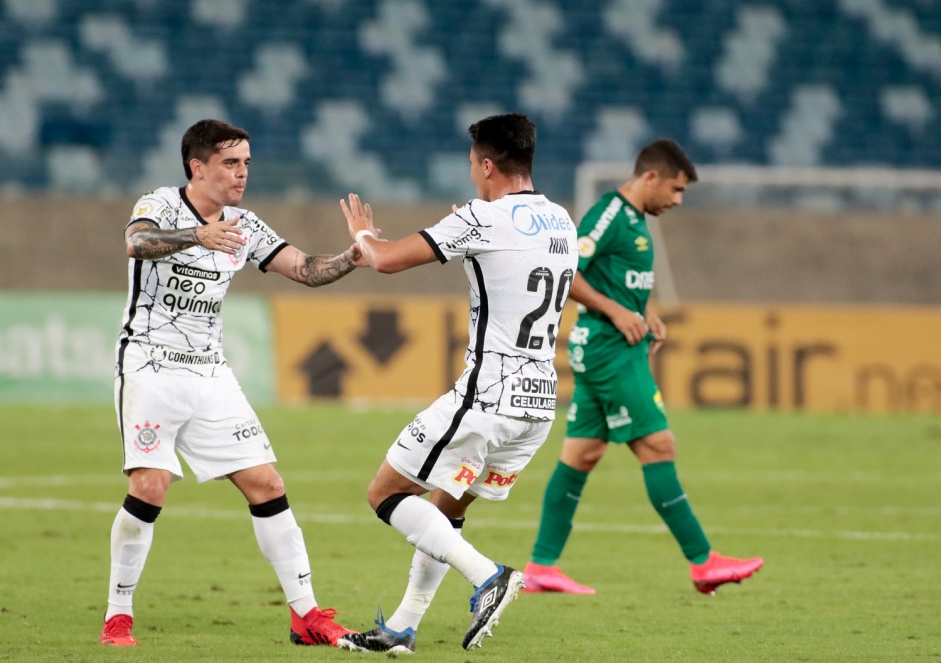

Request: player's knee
left=262, top=476, right=286, bottom=499
left=562, top=444, right=606, bottom=472
left=127, top=468, right=170, bottom=506
left=365, top=478, right=386, bottom=513
left=581, top=447, right=607, bottom=471
left=632, top=430, right=676, bottom=463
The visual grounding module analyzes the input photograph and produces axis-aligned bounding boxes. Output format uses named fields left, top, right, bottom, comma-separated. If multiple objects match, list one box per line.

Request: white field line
left=2, top=475, right=940, bottom=517
left=0, top=494, right=937, bottom=543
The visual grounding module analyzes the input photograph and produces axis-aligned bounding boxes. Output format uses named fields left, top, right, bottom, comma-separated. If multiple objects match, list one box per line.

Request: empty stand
left=0, top=0, right=937, bottom=200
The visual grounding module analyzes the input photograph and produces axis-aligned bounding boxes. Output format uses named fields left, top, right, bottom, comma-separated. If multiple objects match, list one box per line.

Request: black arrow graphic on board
left=358, top=309, right=408, bottom=365
left=297, top=342, right=349, bottom=397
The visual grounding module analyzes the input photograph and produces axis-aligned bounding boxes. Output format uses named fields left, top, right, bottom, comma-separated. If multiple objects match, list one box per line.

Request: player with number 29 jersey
left=420, top=192, right=578, bottom=421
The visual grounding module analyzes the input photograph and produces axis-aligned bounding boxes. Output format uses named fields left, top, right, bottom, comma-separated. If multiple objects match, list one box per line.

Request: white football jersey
left=420, top=191, right=579, bottom=420
left=116, top=186, right=288, bottom=377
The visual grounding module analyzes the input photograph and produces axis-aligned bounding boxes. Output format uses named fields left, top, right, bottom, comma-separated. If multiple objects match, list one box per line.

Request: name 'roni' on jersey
left=116, top=186, right=288, bottom=378
left=419, top=192, right=579, bottom=421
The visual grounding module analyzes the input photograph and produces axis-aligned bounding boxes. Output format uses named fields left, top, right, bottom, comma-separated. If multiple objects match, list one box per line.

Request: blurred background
left=1, top=0, right=940, bottom=411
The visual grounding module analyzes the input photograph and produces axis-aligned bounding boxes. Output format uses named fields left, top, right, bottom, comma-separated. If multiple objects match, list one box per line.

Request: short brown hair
left=468, top=113, right=537, bottom=177
left=181, top=119, right=250, bottom=180
left=634, top=139, right=698, bottom=182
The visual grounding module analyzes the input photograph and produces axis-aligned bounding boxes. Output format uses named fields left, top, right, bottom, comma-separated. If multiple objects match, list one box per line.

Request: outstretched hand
left=195, top=217, right=246, bottom=255
left=340, top=193, right=377, bottom=240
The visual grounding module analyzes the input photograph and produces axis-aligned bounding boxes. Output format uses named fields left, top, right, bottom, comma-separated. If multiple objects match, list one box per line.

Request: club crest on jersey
left=133, top=421, right=161, bottom=453
left=228, top=217, right=248, bottom=264
left=229, top=240, right=245, bottom=265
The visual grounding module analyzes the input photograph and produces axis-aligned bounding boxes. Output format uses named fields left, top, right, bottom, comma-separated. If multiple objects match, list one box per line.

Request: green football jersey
left=570, top=190, right=654, bottom=365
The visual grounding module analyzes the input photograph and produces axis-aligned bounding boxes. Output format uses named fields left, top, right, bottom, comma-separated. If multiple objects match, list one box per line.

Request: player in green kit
left=522, top=139, right=763, bottom=595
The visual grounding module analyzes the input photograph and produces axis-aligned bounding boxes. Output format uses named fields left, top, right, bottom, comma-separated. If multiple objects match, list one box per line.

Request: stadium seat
left=0, top=0, right=938, bottom=197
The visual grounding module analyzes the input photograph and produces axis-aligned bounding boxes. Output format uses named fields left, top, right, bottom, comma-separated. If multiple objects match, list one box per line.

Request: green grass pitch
left=0, top=404, right=938, bottom=662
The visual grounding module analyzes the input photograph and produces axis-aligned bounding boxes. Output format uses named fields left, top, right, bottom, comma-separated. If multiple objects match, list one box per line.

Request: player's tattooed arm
left=126, top=221, right=198, bottom=259
left=291, top=250, right=358, bottom=287
left=125, top=218, right=245, bottom=259
left=266, top=244, right=363, bottom=287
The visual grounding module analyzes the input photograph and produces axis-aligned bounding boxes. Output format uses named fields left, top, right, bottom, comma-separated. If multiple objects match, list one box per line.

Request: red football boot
left=522, top=562, right=596, bottom=595
left=691, top=551, right=764, bottom=594
left=289, top=606, right=355, bottom=646
left=100, top=614, right=137, bottom=646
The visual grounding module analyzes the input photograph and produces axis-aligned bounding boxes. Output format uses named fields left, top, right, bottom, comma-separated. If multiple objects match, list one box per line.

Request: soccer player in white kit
left=336, top=113, right=579, bottom=653
left=100, top=119, right=364, bottom=647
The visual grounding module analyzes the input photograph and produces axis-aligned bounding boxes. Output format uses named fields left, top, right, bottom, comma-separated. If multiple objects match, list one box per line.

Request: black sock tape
left=249, top=494, right=290, bottom=518
left=123, top=494, right=161, bottom=523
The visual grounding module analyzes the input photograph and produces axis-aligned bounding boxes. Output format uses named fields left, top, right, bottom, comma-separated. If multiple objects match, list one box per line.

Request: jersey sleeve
left=575, top=193, right=621, bottom=271
left=238, top=211, right=289, bottom=272
left=127, top=189, right=175, bottom=230
left=419, top=200, right=494, bottom=263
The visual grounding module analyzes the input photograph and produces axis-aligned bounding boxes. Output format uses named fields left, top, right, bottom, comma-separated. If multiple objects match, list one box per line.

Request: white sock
left=252, top=508, right=317, bottom=617
left=389, top=496, right=497, bottom=588
left=105, top=508, right=155, bottom=621
left=385, top=522, right=462, bottom=633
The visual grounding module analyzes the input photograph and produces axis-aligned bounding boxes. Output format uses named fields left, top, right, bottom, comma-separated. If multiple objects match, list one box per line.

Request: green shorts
left=565, top=352, right=668, bottom=444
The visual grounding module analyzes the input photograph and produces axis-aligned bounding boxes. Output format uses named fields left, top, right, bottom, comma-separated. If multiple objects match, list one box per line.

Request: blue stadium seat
left=0, top=0, right=938, bottom=197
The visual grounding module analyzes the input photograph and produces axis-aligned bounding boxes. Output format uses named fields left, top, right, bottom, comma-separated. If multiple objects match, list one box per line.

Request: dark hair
left=467, top=113, right=536, bottom=177
left=634, top=139, right=698, bottom=182
left=181, top=119, right=250, bottom=179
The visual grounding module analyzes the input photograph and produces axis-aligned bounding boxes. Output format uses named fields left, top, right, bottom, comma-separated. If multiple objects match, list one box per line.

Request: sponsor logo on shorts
left=133, top=420, right=161, bottom=453
left=654, top=390, right=665, bottom=411
left=406, top=419, right=427, bottom=444
left=232, top=418, right=265, bottom=443
left=482, top=469, right=519, bottom=488
left=150, top=346, right=222, bottom=366
left=453, top=464, right=479, bottom=486
left=605, top=406, right=633, bottom=428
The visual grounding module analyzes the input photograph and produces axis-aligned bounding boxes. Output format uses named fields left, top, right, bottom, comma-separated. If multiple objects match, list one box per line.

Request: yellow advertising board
left=272, top=295, right=468, bottom=404
left=272, top=296, right=941, bottom=413
left=650, top=304, right=941, bottom=412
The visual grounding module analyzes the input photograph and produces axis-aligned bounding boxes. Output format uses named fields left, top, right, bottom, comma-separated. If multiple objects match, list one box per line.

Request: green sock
left=642, top=461, right=711, bottom=564
left=530, top=461, right=588, bottom=566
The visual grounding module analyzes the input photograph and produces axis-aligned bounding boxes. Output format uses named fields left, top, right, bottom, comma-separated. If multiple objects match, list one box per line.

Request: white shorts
left=115, top=368, right=276, bottom=483
left=386, top=392, right=553, bottom=501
